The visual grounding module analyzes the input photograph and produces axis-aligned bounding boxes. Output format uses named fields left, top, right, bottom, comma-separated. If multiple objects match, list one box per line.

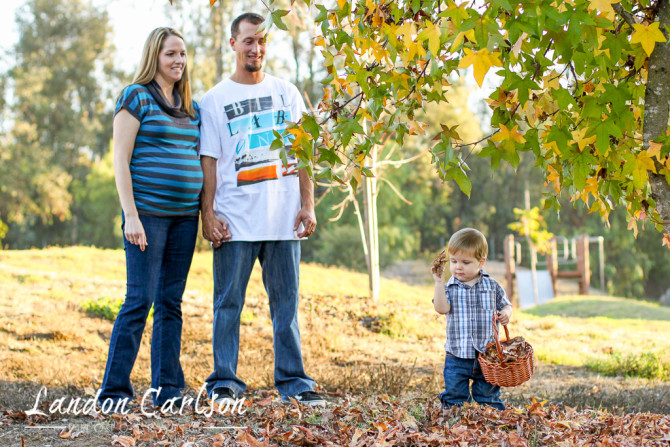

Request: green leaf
left=573, top=155, right=590, bottom=191
left=271, top=9, right=289, bottom=31
left=301, top=114, right=321, bottom=140
left=270, top=130, right=284, bottom=151
left=453, top=164, right=472, bottom=197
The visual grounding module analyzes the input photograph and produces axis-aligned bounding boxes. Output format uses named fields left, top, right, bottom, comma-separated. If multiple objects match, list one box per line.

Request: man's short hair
left=448, top=228, right=488, bottom=260
left=231, top=12, right=265, bottom=39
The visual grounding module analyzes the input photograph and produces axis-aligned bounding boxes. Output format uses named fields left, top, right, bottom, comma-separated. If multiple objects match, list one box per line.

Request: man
left=198, top=12, right=324, bottom=406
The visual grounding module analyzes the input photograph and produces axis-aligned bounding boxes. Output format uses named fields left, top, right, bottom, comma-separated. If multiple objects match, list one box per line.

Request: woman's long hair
left=131, top=27, right=195, bottom=118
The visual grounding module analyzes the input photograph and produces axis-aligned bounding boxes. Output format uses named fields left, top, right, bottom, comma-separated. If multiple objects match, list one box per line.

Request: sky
left=1, top=0, right=172, bottom=73
left=0, top=0, right=495, bottom=118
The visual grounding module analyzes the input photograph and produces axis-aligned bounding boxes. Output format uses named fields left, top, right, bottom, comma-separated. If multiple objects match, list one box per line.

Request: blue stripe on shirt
left=116, top=84, right=202, bottom=216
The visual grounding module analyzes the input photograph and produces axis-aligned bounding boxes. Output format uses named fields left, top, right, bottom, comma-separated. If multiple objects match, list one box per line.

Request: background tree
left=1, top=0, right=116, bottom=248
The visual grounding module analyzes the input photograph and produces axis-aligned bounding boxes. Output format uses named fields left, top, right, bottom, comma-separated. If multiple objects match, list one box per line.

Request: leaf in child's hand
left=431, top=249, right=447, bottom=277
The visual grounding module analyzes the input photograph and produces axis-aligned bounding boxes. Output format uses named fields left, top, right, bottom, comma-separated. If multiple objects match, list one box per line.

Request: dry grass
left=0, top=246, right=669, bottom=420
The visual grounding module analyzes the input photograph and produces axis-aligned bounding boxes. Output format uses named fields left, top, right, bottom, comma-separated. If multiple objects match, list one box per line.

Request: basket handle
left=491, top=312, right=511, bottom=364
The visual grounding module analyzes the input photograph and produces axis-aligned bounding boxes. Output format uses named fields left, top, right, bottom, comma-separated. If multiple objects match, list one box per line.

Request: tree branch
left=378, top=177, right=413, bottom=205
left=612, top=3, right=637, bottom=27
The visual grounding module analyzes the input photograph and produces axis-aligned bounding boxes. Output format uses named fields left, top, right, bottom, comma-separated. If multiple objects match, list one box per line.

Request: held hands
left=294, top=206, right=317, bottom=238
left=124, top=215, right=147, bottom=252
left=202, top=213, right=231, bottom=248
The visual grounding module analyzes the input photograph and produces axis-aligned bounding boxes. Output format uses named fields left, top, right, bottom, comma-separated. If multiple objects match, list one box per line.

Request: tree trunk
left=643, top=0, right=670, bottom=236
left=363, top=146, right=380, bottom=301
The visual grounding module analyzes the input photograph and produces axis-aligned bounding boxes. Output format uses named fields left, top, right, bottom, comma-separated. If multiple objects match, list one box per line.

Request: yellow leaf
left=458, top=48, right=502, bottom=87
left=542, top=70, right=562, bottom=91
left=630, top=22, right=667, bottom=57
left=662, top=233, right=670, bottom=248
left=637, top=150, right=657, bottom=174
left=450, top=30, right=475, bottom=52
left=570, top=128, right=596, bottom=151
left=337, top=0, right=348, bottom=10
left=588, top=0, right=616, bottom=13
left=544, top=140, right=561, bottom=156
left=627, top=218, right=639, bottom=238
left=397, top=22, right=416, bottom=49
left=491, top=123, right=526, bottom=144
left=588, top=0, right=616, bottom=21
left=545, top=165, right=561, bottom=193
left=418, top=20, right=442, bottom=56
left=647, top=141, right=663, bottom=160
left=364, top=0, right=376, bottom=20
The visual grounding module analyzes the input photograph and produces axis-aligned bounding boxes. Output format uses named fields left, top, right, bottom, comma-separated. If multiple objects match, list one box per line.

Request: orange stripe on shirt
left=237, top=165, right=278, bottom=186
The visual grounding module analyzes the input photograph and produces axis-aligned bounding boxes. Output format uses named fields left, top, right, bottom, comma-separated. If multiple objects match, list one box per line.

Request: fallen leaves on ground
left=4, top=391, right=670, bottom=446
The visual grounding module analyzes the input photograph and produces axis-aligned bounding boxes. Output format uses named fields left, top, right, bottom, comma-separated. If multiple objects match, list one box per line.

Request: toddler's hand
left=497, top=310, right=510, bottom=325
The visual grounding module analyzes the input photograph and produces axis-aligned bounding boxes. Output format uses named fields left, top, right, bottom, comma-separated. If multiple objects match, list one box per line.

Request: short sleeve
left=198, top=94, right=222, bottom=159
left=114, top=85, right=147, bottom=122
left=495, top=282, right=512, bottom=310
left=289, top=83, right=307, bottom=122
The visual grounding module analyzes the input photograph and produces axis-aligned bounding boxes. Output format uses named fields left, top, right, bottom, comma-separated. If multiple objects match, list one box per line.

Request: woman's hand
left=124, top=215, right=147, bottom=251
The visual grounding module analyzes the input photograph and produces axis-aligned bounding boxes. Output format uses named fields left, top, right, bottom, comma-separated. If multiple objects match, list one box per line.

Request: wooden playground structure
left=504, top=234, right=605, bottom=307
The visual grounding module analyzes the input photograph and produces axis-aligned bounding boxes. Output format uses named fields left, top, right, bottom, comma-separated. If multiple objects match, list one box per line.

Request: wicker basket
left=478, top=314, right=534, bottom=387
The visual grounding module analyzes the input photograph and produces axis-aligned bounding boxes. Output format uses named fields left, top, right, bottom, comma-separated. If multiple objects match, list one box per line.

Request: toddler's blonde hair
left=447, top=228, right=488, bottom=260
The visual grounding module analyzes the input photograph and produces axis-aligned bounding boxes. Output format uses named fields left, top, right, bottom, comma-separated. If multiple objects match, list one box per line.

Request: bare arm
left=432, top=271, right=450, bottom=314
left=113, top=109, right=146, bottom=251
left=294, top=168, right=317, bottom=238
left=200, top=155, right=229, bottom=247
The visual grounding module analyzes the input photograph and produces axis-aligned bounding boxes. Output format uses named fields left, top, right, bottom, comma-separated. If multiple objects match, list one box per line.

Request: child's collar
left=447, top=269, right=490, bottom=286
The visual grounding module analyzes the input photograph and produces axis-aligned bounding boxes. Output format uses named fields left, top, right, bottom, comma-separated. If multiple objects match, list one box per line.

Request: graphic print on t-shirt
left=224, top=95, right=297, bottom=187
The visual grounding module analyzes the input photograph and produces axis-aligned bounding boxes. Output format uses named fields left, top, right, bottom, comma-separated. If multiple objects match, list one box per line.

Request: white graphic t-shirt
left=199, top=74, right=307, bottom=241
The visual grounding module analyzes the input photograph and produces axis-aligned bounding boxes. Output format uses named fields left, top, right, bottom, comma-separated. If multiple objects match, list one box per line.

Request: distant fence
left=504, top=234, right=605, bottom=308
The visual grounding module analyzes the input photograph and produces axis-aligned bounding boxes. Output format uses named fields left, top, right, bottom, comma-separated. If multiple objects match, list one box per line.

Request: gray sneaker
left=211, top=387, right=236, bottom=406
left=282, top=391, right=326, bottom=406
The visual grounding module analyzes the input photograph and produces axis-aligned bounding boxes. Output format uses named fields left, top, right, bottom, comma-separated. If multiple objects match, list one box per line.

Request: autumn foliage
left=245, top=0, right=670, bottom=244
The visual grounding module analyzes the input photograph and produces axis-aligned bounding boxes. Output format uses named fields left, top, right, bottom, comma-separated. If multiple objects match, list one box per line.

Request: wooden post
left=576, top=234, right=591, bottom=294
left=504, top=234, right=516, bottom=307
left=546, top=237, right=558, bottom=294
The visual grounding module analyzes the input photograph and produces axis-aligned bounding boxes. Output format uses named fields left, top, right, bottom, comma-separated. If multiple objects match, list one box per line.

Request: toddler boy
left=432, top=228, right=512, bottom=410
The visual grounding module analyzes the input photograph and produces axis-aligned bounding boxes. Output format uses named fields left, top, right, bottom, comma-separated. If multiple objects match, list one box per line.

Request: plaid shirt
left=444, top=270, right=511, bottom=358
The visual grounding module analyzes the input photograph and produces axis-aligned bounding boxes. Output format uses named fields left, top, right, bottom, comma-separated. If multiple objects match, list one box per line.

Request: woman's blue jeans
left=440, top=353, right=505, bottom=410
left=99, top=214, right=198, bottom=406
left=205, top=240, right=315, bottom=399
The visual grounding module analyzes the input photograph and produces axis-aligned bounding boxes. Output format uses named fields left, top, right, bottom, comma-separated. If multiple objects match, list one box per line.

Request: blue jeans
left=206, top=241, right=315, bottom=398
left=440, top=353, right=505, bottom=410
left=99, top=214, right=198, bottom=406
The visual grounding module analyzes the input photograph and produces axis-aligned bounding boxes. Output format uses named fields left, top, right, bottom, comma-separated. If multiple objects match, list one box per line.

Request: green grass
left=586, top=350, right=670, bottom=380
left=516, top=296, right=670, bottom=379
left=81, top=296, right=153, bottom=321
left=522, top=295, right=670, bottom=320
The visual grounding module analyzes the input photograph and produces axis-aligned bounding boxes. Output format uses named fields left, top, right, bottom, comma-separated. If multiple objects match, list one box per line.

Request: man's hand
left=294, top=206, right=317, bottom=238
left=202, top=212, right=231, bottom=248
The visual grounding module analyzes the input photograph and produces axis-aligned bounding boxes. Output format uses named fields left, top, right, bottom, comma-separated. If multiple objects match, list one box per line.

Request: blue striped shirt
left=115, top=84, right=202, bottom=217
left=444, top=270, right=511, bottom=358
